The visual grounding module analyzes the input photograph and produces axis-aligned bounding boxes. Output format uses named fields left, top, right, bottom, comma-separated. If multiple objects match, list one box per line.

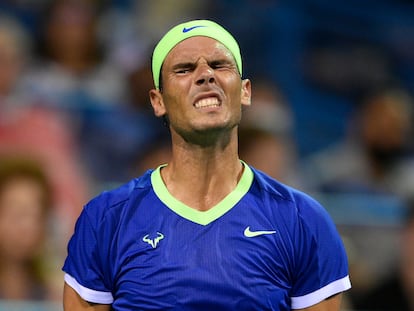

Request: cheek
left=227, top=80, right=247, bottom=108
left=163, top=89, right=189, bottom=118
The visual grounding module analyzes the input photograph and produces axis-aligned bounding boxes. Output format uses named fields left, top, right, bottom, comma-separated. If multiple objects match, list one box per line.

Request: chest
left=105, top=202, right=295, bottom=310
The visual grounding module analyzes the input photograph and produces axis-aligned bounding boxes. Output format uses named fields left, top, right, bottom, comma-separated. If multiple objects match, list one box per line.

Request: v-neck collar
left=151, top=161, right=254, bottom=225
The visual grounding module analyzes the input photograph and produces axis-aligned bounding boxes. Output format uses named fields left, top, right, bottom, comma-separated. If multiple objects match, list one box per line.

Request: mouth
left=194, top=96, right=221, bottom=109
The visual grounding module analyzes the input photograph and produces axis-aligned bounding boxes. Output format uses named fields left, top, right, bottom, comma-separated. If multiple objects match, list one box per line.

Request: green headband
left=152, top=19, right=242, bottom=90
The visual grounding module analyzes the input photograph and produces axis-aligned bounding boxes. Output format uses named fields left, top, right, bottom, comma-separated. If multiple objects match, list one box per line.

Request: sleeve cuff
left=291, top=275, right=351, bottom=309
left=64, top=273, right=114, bottom=304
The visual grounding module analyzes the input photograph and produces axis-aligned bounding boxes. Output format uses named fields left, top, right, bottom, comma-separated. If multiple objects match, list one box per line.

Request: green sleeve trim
left=151, top=161, right=253, bottom=225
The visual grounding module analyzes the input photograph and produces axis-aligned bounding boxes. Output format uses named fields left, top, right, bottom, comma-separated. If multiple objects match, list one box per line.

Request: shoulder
left=82, top=170, right=153, bottom=226
left=249, top=169, right=350, bottom=306
left=251, top=167, right=335, bottom=227
left=252, top=167, right=323, bottom=210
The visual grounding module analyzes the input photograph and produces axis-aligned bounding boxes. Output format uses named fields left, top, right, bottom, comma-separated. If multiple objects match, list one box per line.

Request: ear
left=240, top=79, right=252, bottom=107
left=149, top=89, right=167, bottom=117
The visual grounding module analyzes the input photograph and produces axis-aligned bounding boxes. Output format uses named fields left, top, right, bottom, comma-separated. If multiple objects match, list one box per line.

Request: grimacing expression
left=150, top=36, right=251, bottom=142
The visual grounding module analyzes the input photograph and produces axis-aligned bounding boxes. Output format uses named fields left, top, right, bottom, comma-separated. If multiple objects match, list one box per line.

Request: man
left=63, top=19, right=351, bottom=310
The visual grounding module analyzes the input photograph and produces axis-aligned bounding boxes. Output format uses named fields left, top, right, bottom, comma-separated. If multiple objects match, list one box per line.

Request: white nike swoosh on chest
left=244, top=226, right=276, bottom=237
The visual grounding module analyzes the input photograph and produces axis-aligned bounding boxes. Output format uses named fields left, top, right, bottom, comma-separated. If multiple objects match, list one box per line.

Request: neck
left=161, top=131, right=243, bottom=211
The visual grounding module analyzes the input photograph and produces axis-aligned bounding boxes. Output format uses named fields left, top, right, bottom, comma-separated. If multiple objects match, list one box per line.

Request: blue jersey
left=63, top=163, right=351, bottom=310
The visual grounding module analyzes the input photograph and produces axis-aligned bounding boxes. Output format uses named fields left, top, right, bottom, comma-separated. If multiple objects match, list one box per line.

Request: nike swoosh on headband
left=182, top=25, right=207, bottom=33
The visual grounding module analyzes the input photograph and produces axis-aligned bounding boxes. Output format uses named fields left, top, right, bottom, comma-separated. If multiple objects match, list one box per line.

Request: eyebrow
left=209, top=59, right=235, bottom=66
left=171, top=62, right=195, bottom=71
left=171, top=58, right=235, bottom=70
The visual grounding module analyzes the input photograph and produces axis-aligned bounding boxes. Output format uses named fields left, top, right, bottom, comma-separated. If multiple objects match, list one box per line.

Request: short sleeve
left=290, top=194, right=351, bottom=309
left=62, top=203, right=114, bottom=304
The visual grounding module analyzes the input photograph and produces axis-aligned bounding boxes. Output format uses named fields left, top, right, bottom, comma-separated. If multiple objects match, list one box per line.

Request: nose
left=195, top=63, right=215, bottom=86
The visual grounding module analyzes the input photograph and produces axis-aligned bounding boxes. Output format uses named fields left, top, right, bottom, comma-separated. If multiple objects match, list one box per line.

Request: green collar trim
left=151, top=162, right=253, bottom=225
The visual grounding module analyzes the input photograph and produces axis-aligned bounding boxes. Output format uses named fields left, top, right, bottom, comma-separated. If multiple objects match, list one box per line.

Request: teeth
left=194, top=97, right=220, bottom=108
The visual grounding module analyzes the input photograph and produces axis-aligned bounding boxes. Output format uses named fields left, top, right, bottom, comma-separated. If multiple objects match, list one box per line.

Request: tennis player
left=62, top=19, right=351, bottom=310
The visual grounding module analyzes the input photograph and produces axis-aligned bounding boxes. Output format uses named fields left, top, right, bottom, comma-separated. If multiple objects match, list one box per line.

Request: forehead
left=164, top=36, right=234, bottom=65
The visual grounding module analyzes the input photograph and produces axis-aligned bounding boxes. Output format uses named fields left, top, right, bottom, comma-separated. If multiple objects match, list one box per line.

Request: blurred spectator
left=123, top=62, right=171, bottom=176
left=300, top=87, right=414, bottom=304
left=19, top=0, right=188, bottom=185
left=99, top=0, right=209, bottom=74
left=239, top=79, right=303, bottom=187
left=78, top=60, right=167, bottom=183
left=0, top=14, right=91, bottom=244
left=31, top=0, right=128, bottom=183
left=0, top=157, right=57, bottom=301
left=302, top=87, right=414, bottom=198
left=241, top=79, right=294, bottom=136
left=0, top=0, right=48, bottom=40
left=206, top=0, right=282, bottom=79
left=130, top=135, right=172, bottom=178
left=23, top=0, right=126, bottom=110
left=239, top=127, right=289, bottom=180
left=0, top=14, right=32, bottom=106
left=112, top=0, right=208, bottom=44
left=351, top=199, right=414, bottom=310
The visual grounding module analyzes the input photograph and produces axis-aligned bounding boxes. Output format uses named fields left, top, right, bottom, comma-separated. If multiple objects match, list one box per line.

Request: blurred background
left=0, top=0, right=413, bottom=310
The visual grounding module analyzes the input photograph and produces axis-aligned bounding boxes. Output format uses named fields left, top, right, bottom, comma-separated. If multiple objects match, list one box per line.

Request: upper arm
left=63, top=203, right=115, bottom=306
left=63, top=283, right=111, bottom=311
left=295, top=293, right=343, bottom=311
left=290, top=194, right=351, bottom=307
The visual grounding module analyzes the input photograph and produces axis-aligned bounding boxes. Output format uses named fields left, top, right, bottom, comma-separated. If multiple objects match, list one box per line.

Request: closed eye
left=172, top=59, right=236, bottom=75
left=209, top=60, right=235, bottom=70
left=173, top=63, right=195, bottom=74
left=175, top=68, right=191, bottom=74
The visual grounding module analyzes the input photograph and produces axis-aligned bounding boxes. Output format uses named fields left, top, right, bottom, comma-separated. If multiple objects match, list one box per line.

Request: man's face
left=151, top=36, right=251, bottom=143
